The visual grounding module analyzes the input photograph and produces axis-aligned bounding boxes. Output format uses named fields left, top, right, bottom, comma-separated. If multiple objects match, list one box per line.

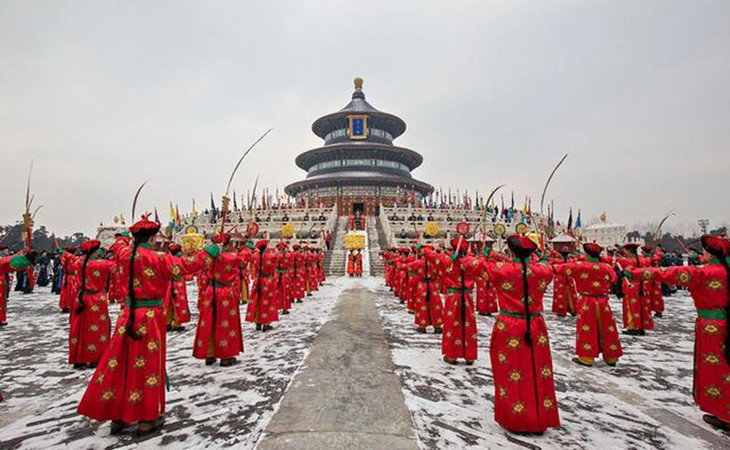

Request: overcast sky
left=1, top=0, right=728, bottom=237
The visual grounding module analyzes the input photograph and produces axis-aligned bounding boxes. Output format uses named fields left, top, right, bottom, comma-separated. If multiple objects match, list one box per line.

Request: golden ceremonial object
left=493, top=223, right=507, bottom=237
left=425, top=221, right=439, bottom=237
left=181, top=226, right=204, bottom=254
left=515, top=223, right=529, bottom=235
left=281, top=222, right=295, bottom=239
left=344, top=231, right=366, bottom=250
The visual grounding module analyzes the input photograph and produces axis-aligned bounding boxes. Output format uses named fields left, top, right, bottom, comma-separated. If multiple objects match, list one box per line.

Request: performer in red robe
left=554, top=243, right=623, bottom=367
left=476, top=244, right=502, bottom=316
left=400, top=249, right=416, bottom=308
left=551, top=248, right=578, bottom=317
left=291, top=244, right=306, bottom=303
left=643, top=245, right=665, bottom=318
left=238, top=242, right=254, bottom=304
left=616, top=243, right=654, bottom=335
left=437, top=239, right=485, bottom=364
left=631, top=235, right=730, bottom=431
left=0, top=250, right=34, bottom=401
left=354, top=250, right=363, bottom=277
left=488, top=235, right=560, bottom=434
left=383, top=247, right=396, bottom=290
left=275, top=242, right=292, bottom=315
left=347, top=250, right=356, bottom=277
left=307, top=248, right=320, bottom=292
left=409, top=245, right=443, bottom=333
left=68, top=240, right=115, bottom=369
left=59, top=247, right=80, bottom=313
left=164, top=244, right=190, bottom=332
left=77, top=214, right=173, bottom=436
left=316, top=248, right=326, bottom=284
left=108, top=231, right=130, bottom=304
left=246, top=240, right=280, bottom=331
left=0, top=251, right=34, bottom=326
left=186, top=233, right=245, bottom=366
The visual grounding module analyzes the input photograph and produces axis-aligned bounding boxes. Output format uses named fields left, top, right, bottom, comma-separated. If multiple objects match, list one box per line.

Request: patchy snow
left=371, top=281, right=730, bottom=449
left=0, top=277, right=350, bottom=448
left=2, top=277, right=729, bottom=449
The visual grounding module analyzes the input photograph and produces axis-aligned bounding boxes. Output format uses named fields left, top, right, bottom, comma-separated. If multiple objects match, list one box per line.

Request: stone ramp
left=258, top=286, right=418, bottom=450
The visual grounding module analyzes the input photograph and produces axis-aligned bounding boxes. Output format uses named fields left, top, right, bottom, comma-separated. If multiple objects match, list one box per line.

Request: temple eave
left=285, top=176, right=433, bottom=197
left=295, top=144, right=424, bottom=171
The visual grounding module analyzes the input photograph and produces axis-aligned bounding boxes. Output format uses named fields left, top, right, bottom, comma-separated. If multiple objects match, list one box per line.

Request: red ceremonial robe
left=292, top=251, right=306, bottom=300
left=355, top=253, right=363, bottom=276
left=476, top=250, right=501, bottom=315
left=347, top=253, right=356, bottom=276
left=617, top=256, right=654, bottom=331
left=551, top=255, right=578, bottom=316
left=437, top=253, right=485, bottom=362
left=246, top=249, right=281, bottom=325
left=186, top=248, right=245, bottom=360
left=68, top=254, right=115, bottom=365
left=0, top=254, right=33, bottom=324
left=59, top=251, right=80, bottom=311
left=487, top=259, right=560, bottom=433
left=635, top=262, right=730, bottom=421
left=408, top=249, right=444, bottom=330
left=77, top=240, right=174, bottom=424
left=276, top=251, right=293, bottom=312
left=555, top=258, right=623, bottom=363
left=165, top=255, right=191, bottom=327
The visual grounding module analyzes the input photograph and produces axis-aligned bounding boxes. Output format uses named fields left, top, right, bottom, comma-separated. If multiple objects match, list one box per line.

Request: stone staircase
left=326, top=217, right=347, bottom=276
left=375, top=216, right=389, bottom=248
left=367, top=218, right=384, bottom=276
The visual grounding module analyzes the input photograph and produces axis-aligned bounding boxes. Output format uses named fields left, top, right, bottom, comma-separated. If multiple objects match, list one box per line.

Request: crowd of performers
left=381, top=234, right=730, bottom=435
left=0, top=214, right=327, bottom=436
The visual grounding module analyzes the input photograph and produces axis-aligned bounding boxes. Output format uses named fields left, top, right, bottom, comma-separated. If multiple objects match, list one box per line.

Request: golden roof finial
left=354, top=77, right=363, bottom=91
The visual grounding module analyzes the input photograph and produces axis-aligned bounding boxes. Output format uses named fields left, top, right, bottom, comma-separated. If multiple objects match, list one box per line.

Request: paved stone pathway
left=259, top=285, right=418, bottom=449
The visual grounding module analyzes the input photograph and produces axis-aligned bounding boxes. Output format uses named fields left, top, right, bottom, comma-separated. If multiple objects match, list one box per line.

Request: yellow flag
left=170, top=202, right=176, bottom=223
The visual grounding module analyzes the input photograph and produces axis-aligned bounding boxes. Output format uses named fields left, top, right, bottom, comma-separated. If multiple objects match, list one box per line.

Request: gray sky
left=1, top=0, right=728, bottom=237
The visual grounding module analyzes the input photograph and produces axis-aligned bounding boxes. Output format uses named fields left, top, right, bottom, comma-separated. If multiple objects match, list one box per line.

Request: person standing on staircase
left=355, top=249, right=363, bottom=277
left=347, top=250, right=356, bottom=277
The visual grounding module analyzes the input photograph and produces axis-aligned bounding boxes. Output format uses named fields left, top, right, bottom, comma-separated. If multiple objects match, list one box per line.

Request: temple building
left=285, top=78, right=433, bottom=215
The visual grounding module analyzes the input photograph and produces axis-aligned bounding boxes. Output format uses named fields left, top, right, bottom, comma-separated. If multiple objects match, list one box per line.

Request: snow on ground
left=0, top=278, right=349, bottom=449
left=372, top=281, right=730, bottom=450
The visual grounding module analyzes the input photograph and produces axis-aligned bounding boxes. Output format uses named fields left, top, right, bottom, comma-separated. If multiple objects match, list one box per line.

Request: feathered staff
left=22, top=160, right=36, bottom=252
